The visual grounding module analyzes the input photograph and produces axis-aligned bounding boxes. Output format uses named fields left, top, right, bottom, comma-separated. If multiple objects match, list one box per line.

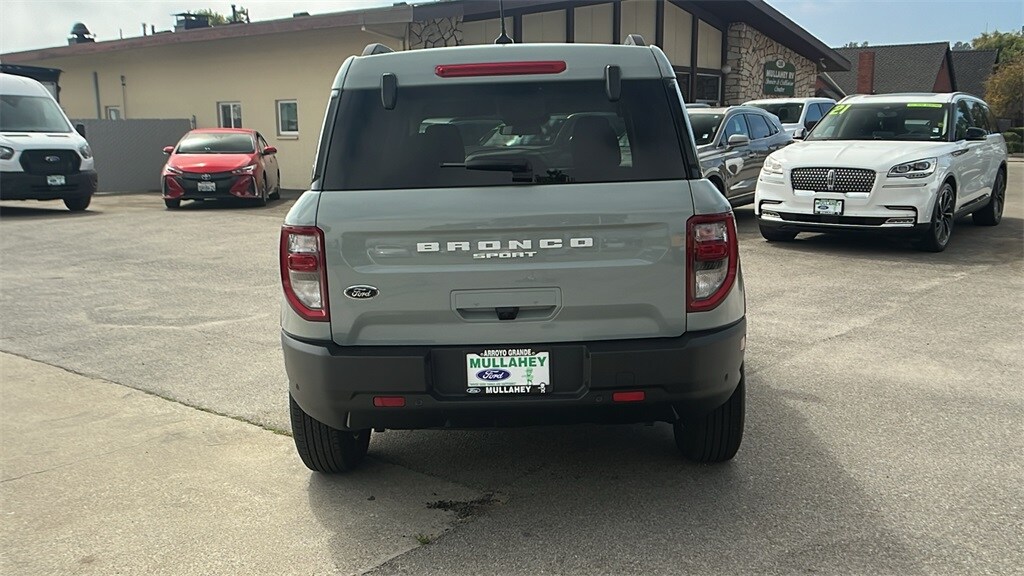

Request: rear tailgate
left=318, top=181, right=694, bottom=346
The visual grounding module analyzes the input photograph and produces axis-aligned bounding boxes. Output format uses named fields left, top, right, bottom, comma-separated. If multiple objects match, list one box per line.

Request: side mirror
left=75, top=123, right=86, bottom=138
left=965, top=127, right=987, bottom=141
left=727, top=134, right=750, bottom=147
left=793, top=129, right=805, bottom=140
left=162, top=146, right=174, bottom=155
left=263, top=146, right=278, bottom=155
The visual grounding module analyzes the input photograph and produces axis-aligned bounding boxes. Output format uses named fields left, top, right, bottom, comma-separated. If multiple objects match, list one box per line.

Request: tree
left=972, top=29, right=1024, bottom=61
left=842, top=41, right=869, bottom=48
left=984, top=57, right=1023, bottom=120
left=951, top=41, right=972, bottom=51
left=193, top=8, right=228, bottom=26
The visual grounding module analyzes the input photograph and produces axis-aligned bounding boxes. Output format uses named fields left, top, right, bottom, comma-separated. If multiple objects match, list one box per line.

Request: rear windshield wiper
left=441, top=157, right=534, bottom=183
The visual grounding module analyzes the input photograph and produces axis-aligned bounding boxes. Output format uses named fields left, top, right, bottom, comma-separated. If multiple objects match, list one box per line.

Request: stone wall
left=723, top=23, right=817, bottom=104
left=409, top=18, right=463, bottom=49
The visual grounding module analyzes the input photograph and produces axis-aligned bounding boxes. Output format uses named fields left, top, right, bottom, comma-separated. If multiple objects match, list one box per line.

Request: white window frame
left=105, top=105, right=122, bottom=120
left=218, top=101, right=242, bottom=128
left=276, top=99, right=298, bottom=137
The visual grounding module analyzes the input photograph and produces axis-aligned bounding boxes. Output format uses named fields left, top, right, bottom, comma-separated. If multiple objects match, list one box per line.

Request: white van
left=0, top=73, right=96, bottom=211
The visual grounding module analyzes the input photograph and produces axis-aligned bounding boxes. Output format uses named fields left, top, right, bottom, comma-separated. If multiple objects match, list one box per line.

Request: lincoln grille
left=791, top=168, right=875, bottom=194
left=19, top=149, right=81, bottom=176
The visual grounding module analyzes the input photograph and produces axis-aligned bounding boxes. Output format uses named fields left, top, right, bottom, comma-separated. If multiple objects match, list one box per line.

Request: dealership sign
left=763, top=59, right=796, bottom=96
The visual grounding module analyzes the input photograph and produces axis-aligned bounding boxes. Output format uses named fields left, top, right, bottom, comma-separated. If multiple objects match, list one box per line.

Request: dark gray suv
left=689, top=106, right=793, bottom=206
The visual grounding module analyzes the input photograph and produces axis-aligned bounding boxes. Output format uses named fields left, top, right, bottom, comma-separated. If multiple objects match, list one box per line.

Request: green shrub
left=1009, top=127, right=1024, bottom=139
left=1004, top=131, right=1022, bottom=143
left=1008, top=142, right=1023, bottom=154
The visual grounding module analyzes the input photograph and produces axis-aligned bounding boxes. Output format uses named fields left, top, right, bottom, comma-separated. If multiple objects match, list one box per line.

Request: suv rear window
left=321, top=80, right=687, bottom=190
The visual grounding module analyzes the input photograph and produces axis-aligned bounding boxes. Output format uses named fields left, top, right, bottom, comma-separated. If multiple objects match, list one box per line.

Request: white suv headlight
left=763, top=156, right=784, bottom=176
left=79, top=144, right=92, bottom=160
left=888, top=158, right=936, bottom=179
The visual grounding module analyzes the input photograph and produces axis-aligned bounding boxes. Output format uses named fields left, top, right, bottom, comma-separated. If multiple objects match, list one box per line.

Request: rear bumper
left=0, top=170, right=97, bottom=200
left=284, top=318, right=746, bottom=431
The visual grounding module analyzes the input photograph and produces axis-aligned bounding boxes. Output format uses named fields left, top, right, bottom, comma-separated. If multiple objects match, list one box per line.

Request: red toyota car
left=161, top=128, right=280, bottom=209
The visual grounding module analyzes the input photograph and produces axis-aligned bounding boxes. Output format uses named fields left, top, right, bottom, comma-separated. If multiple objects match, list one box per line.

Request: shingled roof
left=829, top=42, right=953, bottom=95
left=951, top=49, right=999, bottom=98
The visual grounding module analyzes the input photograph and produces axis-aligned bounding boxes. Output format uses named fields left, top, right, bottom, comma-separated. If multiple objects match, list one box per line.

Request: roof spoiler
left=362, top=43, right=394, bottom=56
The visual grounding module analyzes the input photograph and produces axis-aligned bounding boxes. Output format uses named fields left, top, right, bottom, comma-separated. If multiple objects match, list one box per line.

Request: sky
left=0, top=0, right=1022, bottom=55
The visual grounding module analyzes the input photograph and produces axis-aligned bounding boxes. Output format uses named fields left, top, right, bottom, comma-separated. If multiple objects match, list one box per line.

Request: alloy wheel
left=934, top=185, right=954, bottom=246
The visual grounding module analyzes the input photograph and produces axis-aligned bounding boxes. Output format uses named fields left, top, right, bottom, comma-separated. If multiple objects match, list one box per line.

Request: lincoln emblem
left=826, top=169, right=836, bottom=191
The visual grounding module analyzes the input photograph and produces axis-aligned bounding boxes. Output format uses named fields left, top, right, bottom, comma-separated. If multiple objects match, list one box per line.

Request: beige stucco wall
left=620, top=0, right=657, bottom=46
left=574, top=4, right=614, bottom=44
left=662, top=3, right=692, bottom=67
left=522, top=11, right=566, bottom=43
left=18, top=28, right=400, bottom=190
left=723, top=22, right=816, bottom=104
left=461, top=17, right=512, bottom=45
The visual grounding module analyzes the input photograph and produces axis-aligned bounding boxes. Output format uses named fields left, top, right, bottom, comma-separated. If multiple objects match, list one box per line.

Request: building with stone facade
left=1, top=0, right=848, bottom=189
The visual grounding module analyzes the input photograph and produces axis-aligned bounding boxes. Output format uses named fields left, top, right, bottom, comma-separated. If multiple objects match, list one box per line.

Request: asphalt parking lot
left=2, top=163, right=1022, bottom=575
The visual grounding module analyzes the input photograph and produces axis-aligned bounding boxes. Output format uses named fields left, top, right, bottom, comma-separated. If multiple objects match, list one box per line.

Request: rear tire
left=255, top=177, right=268, bottom=207
left=759, top=223, right=797, bottom=242
left=290, top=394, right=370, bottom=473
left=271, top=171, right=281, bottom=200
left=674, top=371, right=745, bottom=463
left=64, top=195, right=91, bottom=211
left=164, top=199, right=181, bottom=209
left=972, top=169, right=1005, bottom=226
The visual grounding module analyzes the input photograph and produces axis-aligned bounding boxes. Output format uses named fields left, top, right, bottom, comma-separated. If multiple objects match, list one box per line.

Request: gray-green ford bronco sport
left=281, top=37, right=746, bottom=472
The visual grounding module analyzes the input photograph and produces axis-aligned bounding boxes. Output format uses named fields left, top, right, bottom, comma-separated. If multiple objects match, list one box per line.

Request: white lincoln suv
left=754, top=93, right=1008, bottom=252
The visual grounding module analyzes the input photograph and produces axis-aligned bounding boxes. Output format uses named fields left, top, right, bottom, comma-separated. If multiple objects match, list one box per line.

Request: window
left=257, top=134, right=270, bottom=152
left=688, top=114, right=725, bottom=145
left=105, top=106, right=122, bottom=120
left=745, top=114, right=772, bottom=140
left=808, top=103, right=949, bottom=142
left=323, top=80, right=689, bottom=190
left=0, top=95, right=72, bottom=132
left=694, top=74, right=720, bottom=104
left=969, top=100, right=990, bottom=133
left=953, top=100, right=972, bottom=141
left=722, top=114, right=749, bottom=141
left=277, top=99, right=298, bottom=136
left=804, top=103, right=824, bottom=125
left=218, top=102, right=242, bottom=128
left=177, top=132, right=255, bottom=154
left=677, top=73, right=691, bottom=102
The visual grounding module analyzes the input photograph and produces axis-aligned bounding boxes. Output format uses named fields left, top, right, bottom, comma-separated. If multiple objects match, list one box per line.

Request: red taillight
left=280, top=226, right=329, bottom=322
left=434, top=61, right=567, bottom=78
left=373, top=396, right=406, bottom=408
left=163, top=176, right=184, bottom=198
left=686, top=213, right=739, bottom=313
left=612, top=391, right=646, bottom=403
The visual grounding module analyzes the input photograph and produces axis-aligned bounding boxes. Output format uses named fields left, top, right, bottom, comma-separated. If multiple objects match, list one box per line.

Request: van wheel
left=972, top=169, right=1005, bottom=226
left=759, top=224, right=797, bottom=242
left=916, top=182, right=955, bottom=252
left=164, top=199, right=181, bottom=209
left=290, top=395, right=370, bottom=473
left=674, top=370, right=744, bottom=463
left=64, top=196, right=91, bottom=211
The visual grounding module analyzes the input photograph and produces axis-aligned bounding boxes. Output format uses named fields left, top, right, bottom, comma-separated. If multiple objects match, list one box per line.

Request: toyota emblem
left=201, top=173, right=211, bottom=181
left=826, top=169, right=836, bottom=191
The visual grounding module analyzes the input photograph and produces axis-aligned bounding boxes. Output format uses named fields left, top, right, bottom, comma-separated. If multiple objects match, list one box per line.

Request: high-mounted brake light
left=280, top=225, right=329, bottom=321
left=434, top=61, right=567, bottom=78
left=686, top=213, right=739, bottom=313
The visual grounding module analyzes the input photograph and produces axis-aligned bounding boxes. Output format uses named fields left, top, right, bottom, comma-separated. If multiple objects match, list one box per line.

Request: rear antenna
left=494, top=0, right=513, bottom=45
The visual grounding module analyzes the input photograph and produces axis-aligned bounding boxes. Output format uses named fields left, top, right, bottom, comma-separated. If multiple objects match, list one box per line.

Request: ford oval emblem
left=476, top=369, right=511, bottom=381
left=344, top=285, right=379, bottom=300
left=45, top=155, right=61, bottom=163
left=467, top=387, right=481, bottom=394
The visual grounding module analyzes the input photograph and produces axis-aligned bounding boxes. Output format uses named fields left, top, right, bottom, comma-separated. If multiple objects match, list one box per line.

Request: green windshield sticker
left=829, top=104, right=850, bottom=115
left=907, top=103, right=943, bottom=108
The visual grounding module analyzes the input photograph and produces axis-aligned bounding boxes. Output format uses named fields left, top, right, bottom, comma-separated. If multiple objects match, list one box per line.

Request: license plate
left=197, top=181, right=216, bottom=192
left=47, top=175, right=65, bottom=186
left=466, top=348, right=551, bottom=395
left=813, top=198, right=843, bottom=215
